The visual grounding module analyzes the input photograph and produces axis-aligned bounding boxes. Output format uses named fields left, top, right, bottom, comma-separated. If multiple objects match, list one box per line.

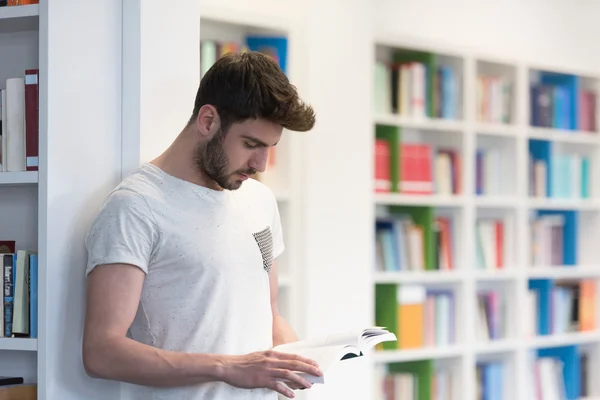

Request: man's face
left=195, top=118, right=282, bottom=190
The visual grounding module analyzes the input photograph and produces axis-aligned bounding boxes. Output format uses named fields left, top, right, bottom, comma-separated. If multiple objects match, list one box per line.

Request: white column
left=122, top=0, right=201, bottom=177
left=39, top=0, right=123, bottom=399
left=298, top=0, right=375, bottom=398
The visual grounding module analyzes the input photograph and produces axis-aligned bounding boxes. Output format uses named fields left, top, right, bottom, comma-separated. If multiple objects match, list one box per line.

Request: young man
left=82, top=51, right=321, bottom=399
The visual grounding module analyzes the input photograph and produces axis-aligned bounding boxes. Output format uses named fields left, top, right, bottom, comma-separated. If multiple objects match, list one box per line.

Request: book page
left=361, top=331, right=398, bottom=350
left=276, top=345, right=361, bottom=385
left=274, top=331, right=360, bottom=352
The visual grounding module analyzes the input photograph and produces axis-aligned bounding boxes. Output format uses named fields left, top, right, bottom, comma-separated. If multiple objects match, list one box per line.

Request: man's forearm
left=84, top=335, right=225, bottom=387
left=273, top=314, right=298, bottom=347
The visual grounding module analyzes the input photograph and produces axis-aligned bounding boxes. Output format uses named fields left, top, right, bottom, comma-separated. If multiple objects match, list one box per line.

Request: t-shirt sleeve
left=84, top=188, right=159, bottom=276
left=271, top=194, right=285, bottom=260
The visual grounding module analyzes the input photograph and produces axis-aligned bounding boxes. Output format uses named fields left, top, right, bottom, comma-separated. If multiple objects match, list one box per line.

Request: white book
left=273, top=326, right=397, bottom=384
left=5, top=78, right=26, bottom=172
left=12, top=250, right=30, bottom=336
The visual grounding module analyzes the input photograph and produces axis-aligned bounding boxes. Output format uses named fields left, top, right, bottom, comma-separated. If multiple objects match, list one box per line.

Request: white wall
left=374, top=0, right=600, bottom=71
left=294, top=0, right=375, bottom=398
left=40, top=0, right=123, bottom=399
left=200, top=0, right=300, bottom=21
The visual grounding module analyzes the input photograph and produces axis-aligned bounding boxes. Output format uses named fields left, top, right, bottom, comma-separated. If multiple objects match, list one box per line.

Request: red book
left=374, top=139, right=390, bottom=192
left=0, top=241, right=15, bottom=253
left=400, top=143, right=433, bottom=194
left=495, top=221, right=504, bottom=269
left=24, top=69, right=39, bottom=171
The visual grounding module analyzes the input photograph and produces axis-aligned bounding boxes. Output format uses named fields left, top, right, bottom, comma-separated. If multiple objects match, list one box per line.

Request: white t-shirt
left=85, top=162, right=284, bottom=400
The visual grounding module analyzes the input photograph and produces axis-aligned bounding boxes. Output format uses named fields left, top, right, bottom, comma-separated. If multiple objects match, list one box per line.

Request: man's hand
left=221, top=350, right=322, bottom=398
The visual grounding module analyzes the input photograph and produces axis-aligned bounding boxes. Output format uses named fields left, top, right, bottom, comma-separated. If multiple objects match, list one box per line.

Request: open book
left=273, top=326, right=397, bottom=384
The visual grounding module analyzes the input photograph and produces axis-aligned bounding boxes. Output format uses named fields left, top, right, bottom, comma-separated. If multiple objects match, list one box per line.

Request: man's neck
left=151, top=133, right=221, bottom=191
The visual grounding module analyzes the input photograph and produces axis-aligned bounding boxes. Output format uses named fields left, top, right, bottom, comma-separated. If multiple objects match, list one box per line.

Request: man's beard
left=194, top=130, right=256, bottom=191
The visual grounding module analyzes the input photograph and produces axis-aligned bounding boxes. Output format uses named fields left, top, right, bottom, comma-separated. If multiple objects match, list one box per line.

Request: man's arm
left=269, top=260, right=298, bottom=347
left=83, top=263, right=321, bottom=397
left=82, top=263, right=224, bottom=386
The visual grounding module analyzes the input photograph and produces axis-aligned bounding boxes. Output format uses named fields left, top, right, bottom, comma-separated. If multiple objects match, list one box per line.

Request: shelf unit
left=0, top=0, right=41, bottom=387
left=199, top=4, right=305, bottom=342
left=371, top=34, right=600, bottom=400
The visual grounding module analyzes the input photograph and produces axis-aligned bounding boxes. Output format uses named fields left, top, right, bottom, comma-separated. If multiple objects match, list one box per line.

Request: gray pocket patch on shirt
left=252, top=226, right=273, bottom=273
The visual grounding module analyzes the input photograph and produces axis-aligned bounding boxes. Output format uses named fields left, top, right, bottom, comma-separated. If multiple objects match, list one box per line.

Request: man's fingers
left=268, top=381, right=295, bottom=398
left=270, top=351, right=320, bottom=367
left=272, top=368, right=313, bottom=390
left=269, top=356, right=322, bottom=377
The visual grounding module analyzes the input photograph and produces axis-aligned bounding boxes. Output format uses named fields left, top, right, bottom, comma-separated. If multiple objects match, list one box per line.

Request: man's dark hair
left=189, top=51, right=315, bottom=133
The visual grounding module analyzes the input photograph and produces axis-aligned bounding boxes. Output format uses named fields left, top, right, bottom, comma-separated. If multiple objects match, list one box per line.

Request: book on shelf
left=530, top=71, right=597, bottom=132
left=527, top=279, right=596, bottom=337
left=200, top=35, right=288, bottom=77
left=528, top=139, right=591, bottom=200
left=0, top=69, right=39, bottom=173
left=2, top=245, right=38, bottom=339
left=273, top=326, right=397, bottom=384
left=475, top=218, right=504, bottom=270
left=529, top=210, right=577, bottom=267
left=475, top=148, right=504, bottom=196
left=528, top=345, right=585, bottom=400
left=374, top=49, right=459, bottom=120
left=476, top=289, right=505, bottom=341
left=375, top=211, right=455, bottom=272
left=476, top=361, right=504, bottom=400
left=374, top=359, right=454, bottom=400
left=476, top=74, right=513, bottom=124
left=374, top=131, right=461, bottom=196
left=375, top=284, right=454, bottom=351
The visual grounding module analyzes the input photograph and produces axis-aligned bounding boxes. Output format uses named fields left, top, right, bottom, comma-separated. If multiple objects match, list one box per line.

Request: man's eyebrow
left=241, top=135, right=278, bottom=147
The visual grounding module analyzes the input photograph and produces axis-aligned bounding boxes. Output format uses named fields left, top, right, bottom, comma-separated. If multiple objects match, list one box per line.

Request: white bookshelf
left=0, top=1, right=128, bottom=399
left=0, top=1, right=41, bottom=389
left=371, top=34, right=600, bottom=400
left=199, top=4, right=305, bottom=342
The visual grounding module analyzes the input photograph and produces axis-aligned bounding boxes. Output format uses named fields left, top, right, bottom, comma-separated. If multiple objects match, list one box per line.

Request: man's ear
left=196, top=105, right=221, bottom=138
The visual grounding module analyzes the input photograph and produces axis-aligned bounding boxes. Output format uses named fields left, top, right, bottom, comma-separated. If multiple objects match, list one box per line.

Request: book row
left=374, top=55, right=459, bottom=120
left=527, top=279, right=596, bottom=337
left=529, top=139, right=591, bottom=200
left=374, top=126, right=593, bottom=201
left=1, top=242, right=38, bottom=339
left=376, top=212, right=454, bottom=272
left=374, top=208, right=508, bottom=272
left=374, top=360, right=455, bottom=400
left=476, top=74, right=513, bottom=125
left=529, top=345, right=589, bottom=400
left=375, top=284, right=455, bottom=351
left=373, top=48, right=599, bottom=136
left=373, top=348, right=591, bottom=400
left=377, top=204, right=599, bottom=272
left=0, top=71, right=40, bottom=173
left=530, top=72, right=597, bottom=132
left=375, top=126, right=460, bottom=196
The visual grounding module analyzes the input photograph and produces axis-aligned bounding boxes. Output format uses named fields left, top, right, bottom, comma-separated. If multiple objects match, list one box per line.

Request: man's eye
left=245, top=142, right=257, bottom=148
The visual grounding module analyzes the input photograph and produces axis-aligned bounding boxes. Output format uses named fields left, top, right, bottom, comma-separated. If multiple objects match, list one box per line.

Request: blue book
left=539, top=72, right=580, bottom=130
left=538, top=345, right=580, bottom=400
left=245, top=35, right=288, bottom=75
left=30, top=253, right=38, bottom=339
